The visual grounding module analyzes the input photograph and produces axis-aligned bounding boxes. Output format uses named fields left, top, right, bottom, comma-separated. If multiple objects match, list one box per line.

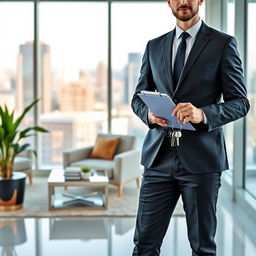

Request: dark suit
left=131, top=22, right=249, bottom=256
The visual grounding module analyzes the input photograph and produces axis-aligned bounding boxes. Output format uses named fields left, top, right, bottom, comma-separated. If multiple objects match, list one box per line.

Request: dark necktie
left=173, top=32, right=190, bottom=90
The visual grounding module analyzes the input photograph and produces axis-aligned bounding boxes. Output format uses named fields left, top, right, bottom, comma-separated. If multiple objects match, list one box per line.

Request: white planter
left=81, top=172, right=90, bottom=180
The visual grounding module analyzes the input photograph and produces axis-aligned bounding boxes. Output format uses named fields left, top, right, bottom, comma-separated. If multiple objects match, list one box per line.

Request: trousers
left=132, top=138, right=221, bottom=256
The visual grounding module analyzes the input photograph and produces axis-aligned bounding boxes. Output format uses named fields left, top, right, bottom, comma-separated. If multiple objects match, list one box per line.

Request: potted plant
left=0, top=99, right=48, bottom=211
left=81, top=166, right=91, bottom=180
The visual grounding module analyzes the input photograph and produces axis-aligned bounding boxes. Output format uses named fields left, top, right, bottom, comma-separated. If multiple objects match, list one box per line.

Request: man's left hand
left=172, top=102, right=204, bottom=124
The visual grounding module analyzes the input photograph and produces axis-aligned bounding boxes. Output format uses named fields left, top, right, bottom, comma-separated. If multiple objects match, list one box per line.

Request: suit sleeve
left=201, top=37, right=250, bottom=132
left=131, top=41, right=158, bottom=129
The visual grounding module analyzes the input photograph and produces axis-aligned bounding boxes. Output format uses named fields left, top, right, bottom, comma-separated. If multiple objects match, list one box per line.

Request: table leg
left=48, top=185, right=54, bottom=210
left=105, top=185, right=108, bottom=209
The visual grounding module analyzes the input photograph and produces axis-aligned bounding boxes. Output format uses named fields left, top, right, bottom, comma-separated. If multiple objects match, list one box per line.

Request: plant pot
left=81, top=171, right=90, bottom=180
left=0, top=172, right=26, bottom=211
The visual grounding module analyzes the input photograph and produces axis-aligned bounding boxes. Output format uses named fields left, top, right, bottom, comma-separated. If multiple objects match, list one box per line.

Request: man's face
left=167, top=0, right=204, bottom=22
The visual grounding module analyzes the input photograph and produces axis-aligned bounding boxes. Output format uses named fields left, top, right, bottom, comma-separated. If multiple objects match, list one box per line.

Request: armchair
left=13, top=149, right=33, bottom=184
left=63, top=133, right=142, bottom=197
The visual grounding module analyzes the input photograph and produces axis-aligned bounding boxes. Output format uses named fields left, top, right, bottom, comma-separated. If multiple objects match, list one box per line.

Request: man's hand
left=148, top=109, right=168, bottom=127
left=172, top=103, right=204, bottom=124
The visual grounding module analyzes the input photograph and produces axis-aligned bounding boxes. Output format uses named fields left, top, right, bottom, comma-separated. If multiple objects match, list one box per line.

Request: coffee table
left=48, top=169, right=109, bottom=210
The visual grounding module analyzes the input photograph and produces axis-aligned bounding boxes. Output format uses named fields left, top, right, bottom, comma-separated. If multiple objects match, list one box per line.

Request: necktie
left=173, top=32, right=190, bottom=90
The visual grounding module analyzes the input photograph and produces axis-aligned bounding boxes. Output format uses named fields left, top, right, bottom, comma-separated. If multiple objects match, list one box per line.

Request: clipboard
left=138, top=90, right=195, bottom=131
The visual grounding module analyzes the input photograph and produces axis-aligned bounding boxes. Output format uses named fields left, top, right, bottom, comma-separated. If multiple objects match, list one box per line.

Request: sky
left=3, top=1, right=256, bottom=83
left=0, top=2, right=174, bottom=77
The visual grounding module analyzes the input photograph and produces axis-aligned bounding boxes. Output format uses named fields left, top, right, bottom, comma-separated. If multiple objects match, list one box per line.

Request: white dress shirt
left=172, top=19, right=207, bottom=124
left=172, top=19, right=202, bottom=70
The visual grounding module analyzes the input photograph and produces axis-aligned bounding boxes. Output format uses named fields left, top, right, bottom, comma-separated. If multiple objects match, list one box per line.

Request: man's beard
left=171, top=5, right=199, bottom=22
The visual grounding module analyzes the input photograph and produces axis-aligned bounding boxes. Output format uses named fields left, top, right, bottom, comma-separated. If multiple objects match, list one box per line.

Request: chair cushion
left=88, top=136, right=121, bottom=160
left=98, top=133, right=136, bottom=154
left=13, top=157, right=32, bottom=171
left=70, top=159, right=114, bottom=179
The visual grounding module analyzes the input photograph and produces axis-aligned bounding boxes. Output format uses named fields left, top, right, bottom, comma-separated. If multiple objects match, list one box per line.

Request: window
left=245, top=0, right=256, bottom=197
left=0, top=0, right=205, bottom=169
left=223, top=0, right=235, bottom=175
left=0, top=2, right=34, bottom=146
left=227, top=0, right=235, bottom=36
left=39, top=2, right=108, bottom=167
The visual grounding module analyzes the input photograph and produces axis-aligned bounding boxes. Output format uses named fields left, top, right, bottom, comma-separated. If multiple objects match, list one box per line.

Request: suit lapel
left=162, top=30, right=175, bottom=96
left=174, top=22, right=212, bottom=94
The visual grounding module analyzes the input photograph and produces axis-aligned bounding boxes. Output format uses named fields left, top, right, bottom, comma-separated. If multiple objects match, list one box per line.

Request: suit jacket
left=131, top=22, right=250, bottom=174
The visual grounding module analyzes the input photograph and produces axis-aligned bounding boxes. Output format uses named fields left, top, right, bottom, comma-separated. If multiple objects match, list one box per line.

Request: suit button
left=173, top=98, right=178, bottom=104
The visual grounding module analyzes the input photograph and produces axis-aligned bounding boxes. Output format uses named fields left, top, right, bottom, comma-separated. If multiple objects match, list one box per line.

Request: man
left=131, top=0, right=250, bottom=256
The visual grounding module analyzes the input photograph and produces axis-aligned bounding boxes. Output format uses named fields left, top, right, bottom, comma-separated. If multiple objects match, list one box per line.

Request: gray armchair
left=63, top=133, right=142, bottom=197
left=13, top=149, right=33, bottom=184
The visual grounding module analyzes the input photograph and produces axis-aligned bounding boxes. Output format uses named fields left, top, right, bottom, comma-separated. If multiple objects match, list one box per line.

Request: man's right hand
left=148, top=109, right=168, bottom=127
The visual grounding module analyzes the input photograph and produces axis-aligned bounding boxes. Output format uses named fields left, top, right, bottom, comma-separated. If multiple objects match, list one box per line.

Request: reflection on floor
left=245, top=174, right=256, bottom=196
left=0, top=188, right=256, bottom=256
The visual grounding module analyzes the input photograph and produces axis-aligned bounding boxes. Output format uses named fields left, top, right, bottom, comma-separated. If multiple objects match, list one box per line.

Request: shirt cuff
left=148, top=110, right=154, bottom=124
left=203, top=112, right=207, bottom=124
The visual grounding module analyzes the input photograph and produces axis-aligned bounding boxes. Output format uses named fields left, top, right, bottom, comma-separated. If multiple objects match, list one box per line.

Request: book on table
left=65, top=167, right=81, bottom=172
left=64, top=175, right=82, bottom=181
left=64, top=167, right=82, bottom=181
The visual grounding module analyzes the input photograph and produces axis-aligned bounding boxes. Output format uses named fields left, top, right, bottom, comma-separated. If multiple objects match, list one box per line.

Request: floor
left=1, top=186, right=256, bottom=256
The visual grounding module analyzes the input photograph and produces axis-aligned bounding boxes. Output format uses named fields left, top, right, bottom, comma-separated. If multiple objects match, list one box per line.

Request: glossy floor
left=0, top=188, right=256, bottom=256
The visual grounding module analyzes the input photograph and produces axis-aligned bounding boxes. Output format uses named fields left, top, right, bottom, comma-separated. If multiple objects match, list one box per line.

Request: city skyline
left=0, top=36, right=144, bottom=165
left=0, top=2, right=208, bottom=74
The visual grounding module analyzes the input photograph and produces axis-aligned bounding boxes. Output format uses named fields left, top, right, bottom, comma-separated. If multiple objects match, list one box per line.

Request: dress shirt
left=172, top=19, right=202, bottom=70
left=172, top=19, right=207, bottom=124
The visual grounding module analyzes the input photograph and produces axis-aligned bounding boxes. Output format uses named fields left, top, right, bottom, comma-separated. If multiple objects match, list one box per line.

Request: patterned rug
left=0, top=176, right=185, bottom=218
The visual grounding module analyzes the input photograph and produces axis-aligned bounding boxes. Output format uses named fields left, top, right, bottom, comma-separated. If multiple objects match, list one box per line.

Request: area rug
left=0, top=176, right=185, bottom=218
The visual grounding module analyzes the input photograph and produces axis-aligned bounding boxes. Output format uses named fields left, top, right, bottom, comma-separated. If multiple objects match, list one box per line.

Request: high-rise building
left=16, top=41, right=52, bottom=114
left=124, top=53, right=142, bottom=104
left=58, top=79, right=95, bottom=112
left=0, top=72, right=15, bottom=110
left=40, top=111, right=107, bottom=165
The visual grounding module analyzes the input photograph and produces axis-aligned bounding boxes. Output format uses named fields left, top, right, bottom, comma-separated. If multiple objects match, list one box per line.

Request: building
left=58, top=80, right=95, bottom=112
left=123, top=53, right=142, bottom=104
left=16, top=41, right=52, bottom=114
left=40, top=111, right=107, bottom=165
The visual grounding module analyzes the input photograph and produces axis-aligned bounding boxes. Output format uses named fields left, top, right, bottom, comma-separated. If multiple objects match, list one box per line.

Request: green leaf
left=11, top=143, right=19, bottom=154
left=14, top=98, right=40, bottom=130
left=16, top=143, right=30, bottom=155
left=32, top=150, right=37, bottom=158
left=4, top=105, right=9, bottom=116
left=32, top=126, right=48, bottom=132
left=6, top=132, right=17, bottom=144
left=19, top=126, right=48, bottom=140
left=0, top=127, right=4, bottom=140
left=0, top=105, right=16, bottom=136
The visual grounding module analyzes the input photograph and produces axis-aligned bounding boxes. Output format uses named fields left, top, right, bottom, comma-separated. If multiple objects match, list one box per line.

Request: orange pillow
left=89, top=136, right=121, bottom=160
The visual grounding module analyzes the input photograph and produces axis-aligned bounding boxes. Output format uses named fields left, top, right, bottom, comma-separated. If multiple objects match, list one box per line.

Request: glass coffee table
left=48, top=169, right=109, bottom=210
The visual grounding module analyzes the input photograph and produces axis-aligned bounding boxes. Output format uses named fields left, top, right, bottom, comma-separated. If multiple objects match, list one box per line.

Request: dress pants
left=132, top=138, right=221, bottom=256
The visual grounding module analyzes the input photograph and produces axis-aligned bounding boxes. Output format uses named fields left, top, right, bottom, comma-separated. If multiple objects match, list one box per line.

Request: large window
left=0, top=1, right=205, bottom=169
left=111, top=2, right=175, bottom=147
left=245, top=0, right=256, bottom=197
left=39, top=2, right=108, bottom=167
left=223, top=0, right=235, bottom=174
left=227, top=0, right=235, bottom=36
left=0, top=2, right=34, bottom=147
